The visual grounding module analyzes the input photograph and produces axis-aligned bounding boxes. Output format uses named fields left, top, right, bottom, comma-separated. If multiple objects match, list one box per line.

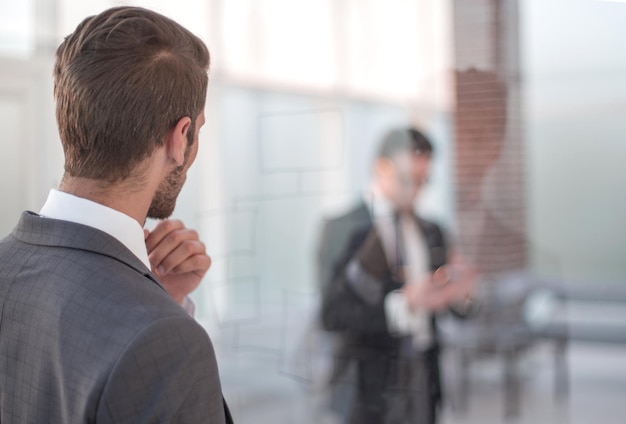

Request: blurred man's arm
left=321, top=226, right=396, bottom=334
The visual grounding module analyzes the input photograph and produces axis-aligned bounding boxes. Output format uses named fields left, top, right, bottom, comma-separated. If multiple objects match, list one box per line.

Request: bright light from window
left=0, top=0, right=34, bottom=57
left=58, top=0, right=208, bottom=41
left=220, top=0, right=336, bottom=89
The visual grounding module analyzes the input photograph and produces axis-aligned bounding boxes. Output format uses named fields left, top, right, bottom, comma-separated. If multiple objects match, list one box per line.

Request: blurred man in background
left=319, top=127, right=477, bottom=424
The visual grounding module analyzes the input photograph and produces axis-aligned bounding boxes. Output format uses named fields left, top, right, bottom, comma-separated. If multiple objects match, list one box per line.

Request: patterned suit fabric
left=0, top=212, right=232, bottom=423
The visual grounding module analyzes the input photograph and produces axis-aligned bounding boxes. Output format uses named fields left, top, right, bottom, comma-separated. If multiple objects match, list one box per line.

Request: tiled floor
left=216, top=337, right=626, bottom=424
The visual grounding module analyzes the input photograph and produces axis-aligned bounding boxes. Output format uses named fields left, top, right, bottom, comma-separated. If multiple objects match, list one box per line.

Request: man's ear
left=166, top=117, right=192, bottom=166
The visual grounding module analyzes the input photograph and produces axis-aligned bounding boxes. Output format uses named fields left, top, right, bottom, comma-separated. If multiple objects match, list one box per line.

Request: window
left=0, top=0, right=34, bottom=57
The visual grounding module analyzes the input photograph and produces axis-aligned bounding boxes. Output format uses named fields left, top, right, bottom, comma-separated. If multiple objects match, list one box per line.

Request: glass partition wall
left=1, top=1, right=625, bottom=423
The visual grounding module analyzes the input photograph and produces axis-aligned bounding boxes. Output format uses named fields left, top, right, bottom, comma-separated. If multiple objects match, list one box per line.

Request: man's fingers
left=160, top=242, right=208, bottom=275
left=415, top=275, right=472, bottom=311
left=150, top=238, right=206, bottom=275
left=145, top=219, right=185, bottom=251
left=169, top=253, right=212, bottom=276
left=147, top=228, right=200, bottom=268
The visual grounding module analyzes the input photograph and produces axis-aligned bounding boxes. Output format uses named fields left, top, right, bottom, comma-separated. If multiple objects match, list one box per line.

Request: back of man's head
left=54, top=6, right=210, bottom=183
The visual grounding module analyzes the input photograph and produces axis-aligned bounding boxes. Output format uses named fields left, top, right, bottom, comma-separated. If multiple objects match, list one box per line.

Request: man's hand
left=402, top=277, right=448, bottom=312
left=402, top=255, right=479, bottom=312
left=446, top=253, right=481, bottom=314
left=144, top=220, right=211, bottom=304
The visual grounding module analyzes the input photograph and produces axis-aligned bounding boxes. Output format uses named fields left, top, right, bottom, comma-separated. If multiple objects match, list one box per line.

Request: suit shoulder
left=324, top=203, right=370, bottom=227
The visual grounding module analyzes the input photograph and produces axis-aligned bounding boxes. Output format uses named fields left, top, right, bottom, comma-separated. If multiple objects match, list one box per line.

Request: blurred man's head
left=374, top=127, right=434, bottom=211
left=53, top=6, right=210, bottom=217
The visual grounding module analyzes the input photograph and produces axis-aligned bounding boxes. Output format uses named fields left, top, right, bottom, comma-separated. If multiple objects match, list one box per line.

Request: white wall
left=523, top=0, right=626, bottom=282
left=0, top=57, right=61, bottom=238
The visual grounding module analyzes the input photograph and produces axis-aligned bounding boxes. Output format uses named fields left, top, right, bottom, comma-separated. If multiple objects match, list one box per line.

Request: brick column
left=452, top=0, right=527, bottom=276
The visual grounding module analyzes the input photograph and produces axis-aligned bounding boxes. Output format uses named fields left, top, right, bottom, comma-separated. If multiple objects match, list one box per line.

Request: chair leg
left=503, top=349, right=520, bottom=419
left=456, top=349, right=470, bottom=413
left=554, top=337, right=569, bottom=400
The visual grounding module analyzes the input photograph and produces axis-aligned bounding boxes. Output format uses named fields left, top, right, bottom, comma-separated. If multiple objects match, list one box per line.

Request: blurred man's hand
left=402, top=254, right=479, bottom=312
left=144, top=219, right=211, bottom=304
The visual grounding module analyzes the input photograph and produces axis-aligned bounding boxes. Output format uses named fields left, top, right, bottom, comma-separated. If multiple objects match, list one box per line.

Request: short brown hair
left=54, top=6, right=210, bottom=182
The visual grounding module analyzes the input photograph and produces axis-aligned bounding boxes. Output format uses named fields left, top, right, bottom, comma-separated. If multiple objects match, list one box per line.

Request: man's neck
left=369, top=181, right=415, bottom=215
left=59, top=176, right=152, bottom=226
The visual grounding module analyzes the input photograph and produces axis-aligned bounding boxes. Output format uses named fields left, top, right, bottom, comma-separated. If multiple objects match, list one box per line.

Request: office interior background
left=1, top=0, right=625, bottom=422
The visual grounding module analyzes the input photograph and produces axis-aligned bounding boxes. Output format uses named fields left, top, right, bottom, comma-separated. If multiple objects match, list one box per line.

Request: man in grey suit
left=0, top=6, right=232, bottom=423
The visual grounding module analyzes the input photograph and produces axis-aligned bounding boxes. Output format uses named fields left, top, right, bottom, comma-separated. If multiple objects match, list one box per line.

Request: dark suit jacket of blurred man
left=0, top=212, right=232, bottom=423
left=320, top=201, right=447, bottom=424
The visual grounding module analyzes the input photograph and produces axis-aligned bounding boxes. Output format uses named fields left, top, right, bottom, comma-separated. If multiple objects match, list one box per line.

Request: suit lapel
left=415, top=216, right=447, bottom=270
left=364, top=210, right=446, bottom=275
left=223, top=398, right=234, bottom=424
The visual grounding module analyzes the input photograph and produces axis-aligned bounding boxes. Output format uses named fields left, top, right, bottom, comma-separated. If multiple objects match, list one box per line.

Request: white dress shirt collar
left=39, top=189, right=151, bottom=270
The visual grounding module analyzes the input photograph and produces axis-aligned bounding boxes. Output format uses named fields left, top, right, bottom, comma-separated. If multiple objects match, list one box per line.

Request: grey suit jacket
left=0, top=212, right=231, bottom=423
